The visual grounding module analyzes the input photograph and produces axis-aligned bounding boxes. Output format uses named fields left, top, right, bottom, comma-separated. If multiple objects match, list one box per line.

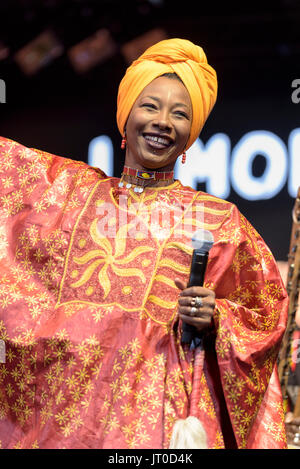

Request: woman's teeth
left=144, top=135, right=171, bottom=147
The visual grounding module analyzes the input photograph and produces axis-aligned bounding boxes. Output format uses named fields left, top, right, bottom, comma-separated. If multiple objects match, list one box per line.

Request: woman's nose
left=154, top=110, right=172, bottom=130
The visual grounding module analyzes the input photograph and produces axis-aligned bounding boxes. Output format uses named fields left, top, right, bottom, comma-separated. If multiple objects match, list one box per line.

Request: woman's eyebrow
left=142, top=95, right=160, bottom=102
left=143, top=95, right=190, bottom=109
left=173, top=102, right=190, bottom=109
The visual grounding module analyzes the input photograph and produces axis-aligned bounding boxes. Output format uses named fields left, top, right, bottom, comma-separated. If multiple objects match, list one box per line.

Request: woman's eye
left=175, top=111, right=189, bottom=119
left=142, top=103, right=157, bottom=109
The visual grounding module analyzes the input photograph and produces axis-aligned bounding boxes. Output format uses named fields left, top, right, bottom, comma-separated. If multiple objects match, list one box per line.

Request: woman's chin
left=140, top=160, right=174, bottom=171
left=138, top=151, right=178, bottom=170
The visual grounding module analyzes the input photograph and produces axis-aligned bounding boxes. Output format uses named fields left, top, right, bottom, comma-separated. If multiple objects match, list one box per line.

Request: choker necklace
left=118, top=166, right=174, bottom=193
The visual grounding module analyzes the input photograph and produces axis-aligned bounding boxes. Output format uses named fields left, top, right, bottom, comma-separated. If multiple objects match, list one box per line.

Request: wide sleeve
left=207, top=203, right=288, bottom=448
left=0, top=136, right=107, bottom=314
left=0, top=136, right=107, bottom=224
left=0, top=136, right=106, bottom=197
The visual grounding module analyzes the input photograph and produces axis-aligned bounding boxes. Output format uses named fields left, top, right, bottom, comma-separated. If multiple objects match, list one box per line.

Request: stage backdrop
left=0, top=4, right=299, bottom=261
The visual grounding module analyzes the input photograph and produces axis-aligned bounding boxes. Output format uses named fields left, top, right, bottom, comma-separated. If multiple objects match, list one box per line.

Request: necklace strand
left=118, top=166, right=174, bottom=193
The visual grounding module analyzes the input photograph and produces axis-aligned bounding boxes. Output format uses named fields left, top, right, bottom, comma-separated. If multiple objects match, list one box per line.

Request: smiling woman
left=124, top=75, right=192, bottom=173
left=0, top=38, right=288, bottom=450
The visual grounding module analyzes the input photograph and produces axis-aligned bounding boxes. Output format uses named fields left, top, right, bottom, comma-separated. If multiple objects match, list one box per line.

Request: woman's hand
left=174, top=278, right=215, bottom=332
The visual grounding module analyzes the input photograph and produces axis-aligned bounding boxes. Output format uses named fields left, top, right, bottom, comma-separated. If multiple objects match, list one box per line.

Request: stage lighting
left=0, top=42, right=9, bottom=61
left=121, top=28, right=167, bottom=64
left=148, top=0, right=164, bottom=4
left=14, top=30, right=63, bottom=76
left=68, top=29, right=116, bottom=74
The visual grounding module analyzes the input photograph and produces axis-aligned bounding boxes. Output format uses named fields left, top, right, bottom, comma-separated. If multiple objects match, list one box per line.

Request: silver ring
left=190, top=307, right=197, bottom=316
left=194, top=296, right=203, bottom=308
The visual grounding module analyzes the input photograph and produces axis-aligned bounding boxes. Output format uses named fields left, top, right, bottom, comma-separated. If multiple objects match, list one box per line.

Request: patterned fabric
left=0, top=137, right=288, bottom=449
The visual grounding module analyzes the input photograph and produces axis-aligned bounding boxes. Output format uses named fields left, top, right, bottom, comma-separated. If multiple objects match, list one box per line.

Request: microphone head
left=191, top=230, right=214, bottom=253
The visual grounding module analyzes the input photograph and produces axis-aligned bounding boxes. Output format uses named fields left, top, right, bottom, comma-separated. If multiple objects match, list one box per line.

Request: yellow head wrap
left=117, top=38, right=218, bottom=150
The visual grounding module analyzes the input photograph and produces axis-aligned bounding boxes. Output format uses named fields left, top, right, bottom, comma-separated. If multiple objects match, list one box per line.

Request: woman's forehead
left=137, top=76, right=192, bottom=108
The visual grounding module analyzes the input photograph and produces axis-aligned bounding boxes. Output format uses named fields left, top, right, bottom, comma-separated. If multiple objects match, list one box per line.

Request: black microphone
left=181, top=230, right=214, bottom=346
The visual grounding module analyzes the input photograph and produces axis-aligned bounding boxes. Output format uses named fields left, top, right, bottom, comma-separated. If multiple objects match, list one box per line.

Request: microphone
left=181, top=229, right=214, bottom=346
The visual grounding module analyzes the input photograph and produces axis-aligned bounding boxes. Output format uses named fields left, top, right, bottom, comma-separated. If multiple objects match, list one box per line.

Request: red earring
left=182, top=150, right=186, bottom=164
left=121, top=134, right=126, bottom=149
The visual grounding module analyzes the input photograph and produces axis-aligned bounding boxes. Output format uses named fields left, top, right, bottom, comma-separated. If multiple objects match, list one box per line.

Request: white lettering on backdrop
left=88, top=128, right=300, bottom=200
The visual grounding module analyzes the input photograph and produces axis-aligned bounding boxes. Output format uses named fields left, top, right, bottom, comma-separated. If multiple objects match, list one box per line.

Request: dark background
left=0, top=0, right=299, bottom=260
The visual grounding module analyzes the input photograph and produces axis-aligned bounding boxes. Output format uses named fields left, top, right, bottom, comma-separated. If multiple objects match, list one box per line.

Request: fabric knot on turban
left=116, top=38, right=218, bottom=150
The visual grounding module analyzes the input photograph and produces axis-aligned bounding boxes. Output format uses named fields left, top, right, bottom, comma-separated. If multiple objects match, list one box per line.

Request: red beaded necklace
left=119, top=166, right=175, bottom=193
left=122, top=166, right=174, bottom=181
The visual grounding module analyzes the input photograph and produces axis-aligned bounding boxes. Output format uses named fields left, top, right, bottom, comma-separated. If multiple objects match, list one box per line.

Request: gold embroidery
left=153, top=274, right=176, bottom=289
left=165, top=241, right=193, bottom=255
left=70, top=220, right=153, bottom=298
left=191, top=205, right=231, bottom=216
left=147, top=295, right=177, bottom=309
left=158, top=258, right=190, bottom=274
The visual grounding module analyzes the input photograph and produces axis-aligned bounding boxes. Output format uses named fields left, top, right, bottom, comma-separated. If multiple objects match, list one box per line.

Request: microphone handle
left=181, top=250, right=208, bottom=345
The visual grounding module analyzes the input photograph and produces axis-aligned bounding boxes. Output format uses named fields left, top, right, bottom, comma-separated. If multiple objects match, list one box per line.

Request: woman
left=0, top=38, right=288, bottom=449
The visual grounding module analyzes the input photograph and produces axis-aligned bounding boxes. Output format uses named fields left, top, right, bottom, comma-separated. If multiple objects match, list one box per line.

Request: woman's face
left=124, top=76, right=192, bottom=171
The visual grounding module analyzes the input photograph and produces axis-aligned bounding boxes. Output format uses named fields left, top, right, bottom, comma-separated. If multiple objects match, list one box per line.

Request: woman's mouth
left=143, top=134, right=173, bottom=150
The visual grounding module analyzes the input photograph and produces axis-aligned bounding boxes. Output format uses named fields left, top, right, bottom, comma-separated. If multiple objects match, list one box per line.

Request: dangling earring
left=182, top=150, right=186, bottom=164
left=121, top=134, right=127, bottom=149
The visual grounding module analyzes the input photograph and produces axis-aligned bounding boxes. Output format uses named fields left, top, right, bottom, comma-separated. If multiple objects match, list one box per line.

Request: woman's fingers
left=174, top=278, right=187, bottom=291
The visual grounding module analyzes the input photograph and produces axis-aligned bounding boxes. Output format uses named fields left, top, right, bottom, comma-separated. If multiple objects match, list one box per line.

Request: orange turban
left=116, top=38, right=218, bottom=150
